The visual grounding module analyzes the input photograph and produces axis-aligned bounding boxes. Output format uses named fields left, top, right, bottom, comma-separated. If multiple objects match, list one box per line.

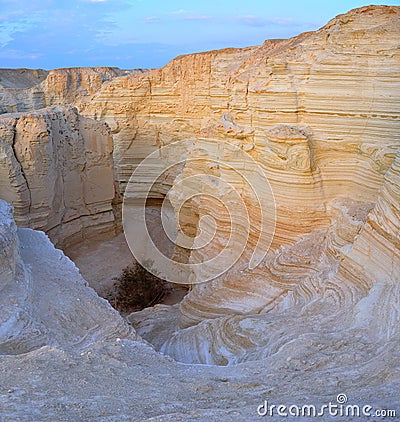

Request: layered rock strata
left=0, top=67, right=142, bottom=114
left=0, top=199, right=399, bottom=419
left=0, top=5, right=399, bottom=419
left=119, top=5, right=400, bottom=363
left=0, top=6, right=399, bottom=367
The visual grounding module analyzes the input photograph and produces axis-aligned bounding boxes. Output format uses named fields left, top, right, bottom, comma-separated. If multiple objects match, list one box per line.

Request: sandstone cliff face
left=84, top=6, right=400, bottom=198
left=80, top=6, right=400, bottom=345
left=0, top=6, right=399, bottom=368
left=0, top=107, right=117, bottom=247
left=0, top=67, right=135, bottom=114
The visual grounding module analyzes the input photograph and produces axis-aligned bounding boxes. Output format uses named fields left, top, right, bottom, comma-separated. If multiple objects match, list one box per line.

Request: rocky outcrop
left=0, top=3, right=399, bottom=367
left=0, top=6, right=400, bottom=420
left=117, top=5, right=400, bottom=363
left=159, top=146, right=400, bottom=362
left=0, top=199, right=133, bottom=355
left=83, top=6, right=400, bottom=198
left=1, top=198, right=399, bottom=420
left=0, top=68, right=149, bottom=247
left=0, top=67, right=142, bottom=114
left=0, top=68, right=48, bottom=89
left=0, top=106, right=117, bottom=247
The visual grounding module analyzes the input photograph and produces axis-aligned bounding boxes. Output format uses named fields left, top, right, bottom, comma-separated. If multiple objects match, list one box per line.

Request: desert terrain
left=0, top=6, right=399, bottom=420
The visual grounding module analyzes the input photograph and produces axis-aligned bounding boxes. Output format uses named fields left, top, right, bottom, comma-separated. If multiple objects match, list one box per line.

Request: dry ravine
left=0, top=6, right=399, bottom=421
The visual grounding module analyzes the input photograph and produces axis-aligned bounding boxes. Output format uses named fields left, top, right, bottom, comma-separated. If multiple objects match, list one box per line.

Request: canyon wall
left=1, top=198, right=398, bottom=420
left=0, top=6, right=399, bottom=366
left=0, top=106, right=117, bottom=247
left=0, top=199, right=133, bottom=355
left=0, top=68, right=148, bottom=246
left=121, top=6, right=400, bottom=364
left=0, top=67, right=141, bottom=114
left=1, top=5, right=400, bottom=420
left=83, top=5, right=400, bottom=345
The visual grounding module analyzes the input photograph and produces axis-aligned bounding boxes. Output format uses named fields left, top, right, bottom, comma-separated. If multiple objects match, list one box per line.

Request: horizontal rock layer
left=120, top=5, right=400, bottom=364
left=0, top=6, right=399, bottom=368
left=0, top=67, right=144, bottom=114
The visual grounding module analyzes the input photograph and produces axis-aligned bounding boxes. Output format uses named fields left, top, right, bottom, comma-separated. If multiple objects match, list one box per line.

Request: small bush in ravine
left=111, top=262, right=172, bottom=313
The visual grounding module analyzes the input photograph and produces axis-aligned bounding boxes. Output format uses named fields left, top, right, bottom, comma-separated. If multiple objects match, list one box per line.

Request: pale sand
left=66, top=232, right=187, bottom=305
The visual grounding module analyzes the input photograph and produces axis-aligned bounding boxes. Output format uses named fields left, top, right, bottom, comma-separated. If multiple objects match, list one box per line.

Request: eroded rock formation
left=0, top=67, right=144, bottom=114
left=0, top=68, right=151, bottom=246
left=83, top=5, right=400, bottom=364
left=0, top=6, right=399, bottom=418
left=0, top=199, right=133, bottom=355
left=0, top=106, right=117, bottom=247
left=0, top=198, right=399, bottom=420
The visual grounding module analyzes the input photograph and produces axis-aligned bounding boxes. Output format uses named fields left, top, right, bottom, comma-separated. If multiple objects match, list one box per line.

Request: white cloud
left=236, top=15, right=268, bottom=27
left=183, top=15, right=212, bottom=21
left=144, top=16, right=160, bottom=24
left=0, top=48, right=43, bottom=60
left=170, top=9, right=187, bottom=15
left=236, top=15, right=315, bottom=28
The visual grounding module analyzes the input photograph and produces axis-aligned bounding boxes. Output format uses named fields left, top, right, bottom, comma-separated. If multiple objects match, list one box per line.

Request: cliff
left=0, top=67, right=146, bottom=114
left=0, top=5, right=400, bottom=419
left=0, top=198, right=399, bottom=419
left=0, top=199, right=133, bottom=354
left=0, top=106, right=117, bottom=247
left=81, top=5, right=400, bottom=343
left=0, top=6, right=399, bottom=357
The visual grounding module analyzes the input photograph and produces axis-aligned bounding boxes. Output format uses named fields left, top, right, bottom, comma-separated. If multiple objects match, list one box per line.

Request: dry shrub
left=112, top=262, right=172, bottom=313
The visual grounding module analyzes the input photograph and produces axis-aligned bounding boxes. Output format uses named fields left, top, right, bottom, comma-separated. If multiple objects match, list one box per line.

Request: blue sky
left=0, top=0, right=399, bottom=69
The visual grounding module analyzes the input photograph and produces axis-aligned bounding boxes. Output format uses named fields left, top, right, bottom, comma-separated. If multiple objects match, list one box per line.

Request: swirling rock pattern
left=159, top=148, right=400, bottom=364
left=1, top=198, right=400, bottom=419
left=120, top=6, right=400, bottom=364
left=0, top=6, right=399, bottom=368
left=0, top=6, right=399, bottom=419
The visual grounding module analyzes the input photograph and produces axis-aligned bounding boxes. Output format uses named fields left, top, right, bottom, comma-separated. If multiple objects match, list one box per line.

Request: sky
left=0, top=0, right=399, bottom=70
